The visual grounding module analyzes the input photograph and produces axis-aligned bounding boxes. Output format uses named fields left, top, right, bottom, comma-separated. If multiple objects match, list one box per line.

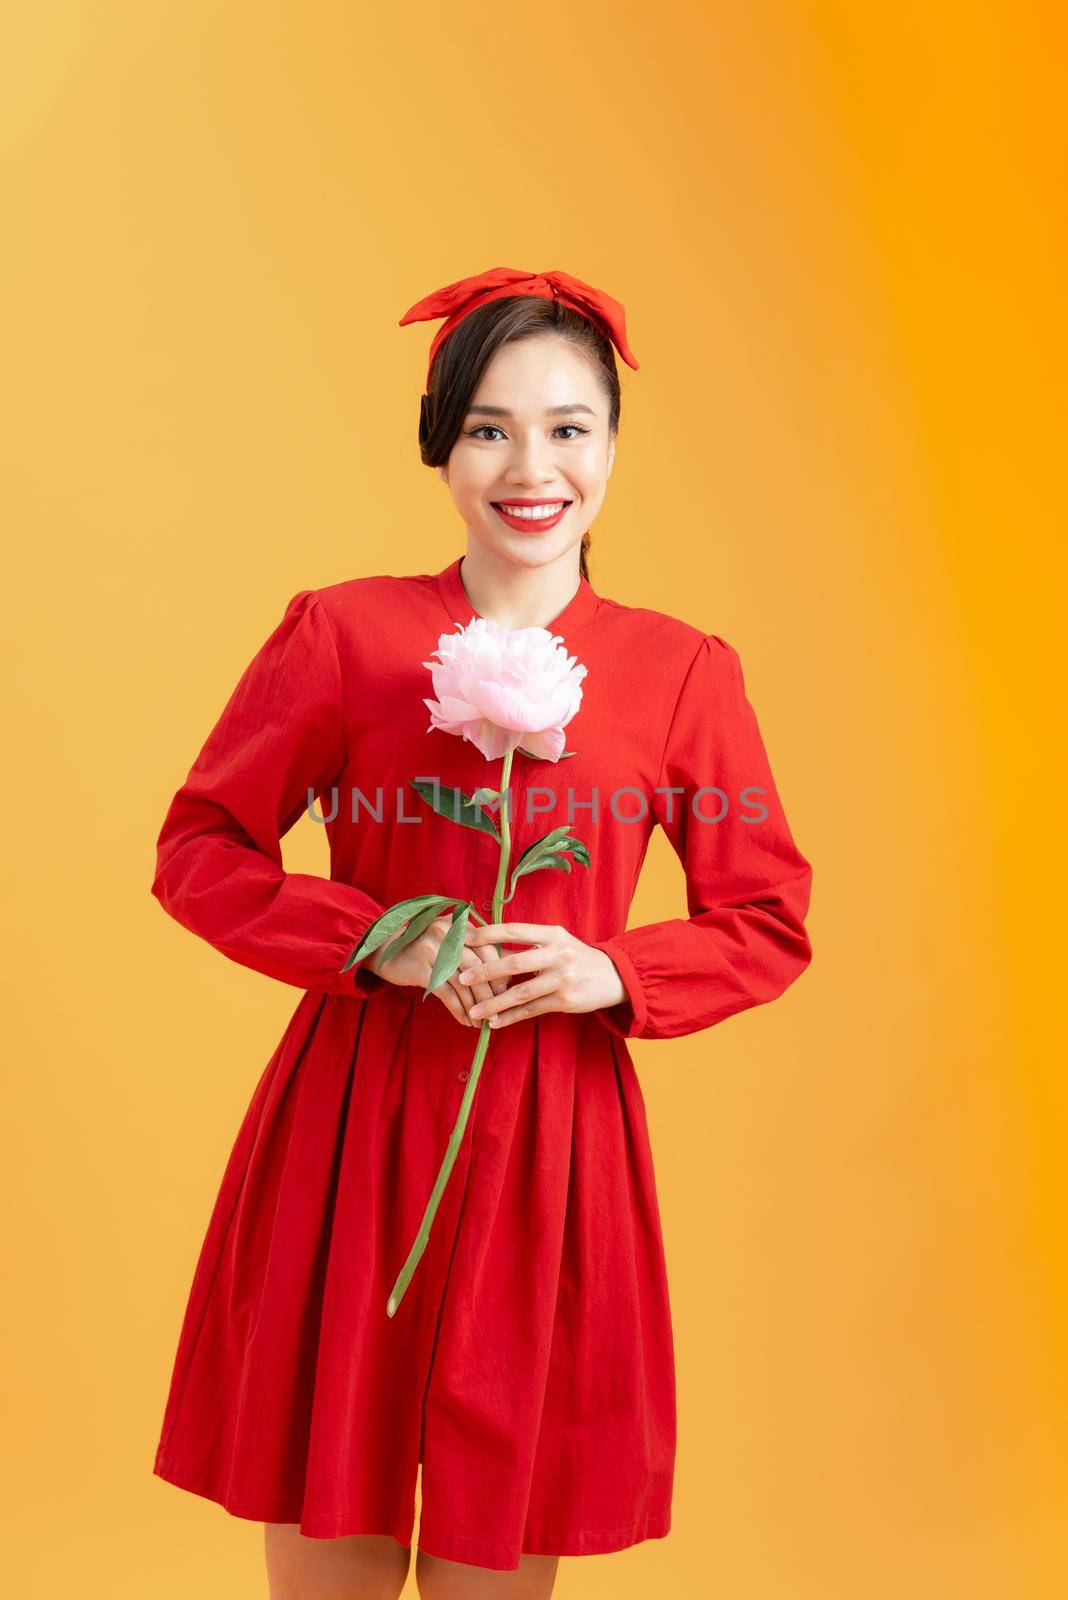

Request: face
left=437, top=334, right=616, bottom=571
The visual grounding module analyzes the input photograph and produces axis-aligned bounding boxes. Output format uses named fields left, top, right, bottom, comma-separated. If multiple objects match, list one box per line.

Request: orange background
left=3, top=3, right=1066, bottom=1595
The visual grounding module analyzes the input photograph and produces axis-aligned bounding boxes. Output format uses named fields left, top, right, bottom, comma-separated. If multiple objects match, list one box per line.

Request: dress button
left=481, top=897, right=492, bottom=912
left=457, top=1069, right=469, bottom=1083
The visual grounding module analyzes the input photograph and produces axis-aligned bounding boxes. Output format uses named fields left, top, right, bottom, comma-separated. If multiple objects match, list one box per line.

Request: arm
left=591, top=633, right=813, bottom=1040
left=151, top=589, right=387, bottom=997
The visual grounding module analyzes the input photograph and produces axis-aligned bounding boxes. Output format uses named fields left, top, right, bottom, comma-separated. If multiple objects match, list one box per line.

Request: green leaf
left=507, top=825, right=571, bottom=877
left=536, top=824, right=575, bottom=849
left=506, top=851, right=571, bottom=896
left=408, top=779, right=502, bottom=841
left=376, top=899, right=452, bottom=969
left=516, top=747, right=578, bottom=761
left=504, top=830, right=591, bottom=900
left=340, top=894, right=457, bottom=973
left=425, top=901, right=473, bottom=996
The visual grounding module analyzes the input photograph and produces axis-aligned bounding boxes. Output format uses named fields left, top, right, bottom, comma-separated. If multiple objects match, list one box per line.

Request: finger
left=464, top=922, right=563, bottom=950
left=457, top=947, right=556, bottom=987
left=447, top=973, right=481, bottom=1025
left=469, top=971, right=502, bottom=1007
left=471, top=988, right=561, bottom=1031
left=434, top=979, right=476, bottom=1027
left=452, top=955, right=500, bottom=1003
left=458, top=961, right=511, bottom=1001
left=459, top=950, right=509, bottom=998
left=467, top=973, right=560, bottom=1026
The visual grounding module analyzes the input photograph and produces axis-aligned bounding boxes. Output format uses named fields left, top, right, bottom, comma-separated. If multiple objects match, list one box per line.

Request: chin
left=474, top=524, right=587, bottom=567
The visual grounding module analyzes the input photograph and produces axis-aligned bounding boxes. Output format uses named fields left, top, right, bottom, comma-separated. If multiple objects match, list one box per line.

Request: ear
left=606, top=436, right=616, bottom=478
left=437, top=465, right=448, bottom=484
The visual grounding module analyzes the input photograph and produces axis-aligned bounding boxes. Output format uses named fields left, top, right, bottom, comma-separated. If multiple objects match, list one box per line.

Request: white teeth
left=496, top=502, right=566, bottom=520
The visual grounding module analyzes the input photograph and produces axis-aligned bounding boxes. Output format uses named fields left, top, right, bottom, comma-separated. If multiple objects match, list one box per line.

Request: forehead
left=469, top=336, right=603, bottom=414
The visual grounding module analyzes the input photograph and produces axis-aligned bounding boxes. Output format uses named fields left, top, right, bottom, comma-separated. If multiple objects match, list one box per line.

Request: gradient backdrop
left=3, top=3, right=1066, bottom=1596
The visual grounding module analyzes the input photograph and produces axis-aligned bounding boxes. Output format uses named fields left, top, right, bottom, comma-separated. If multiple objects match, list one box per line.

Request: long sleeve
left=592, top=633, right=813, bottom=1041
left=151, top=589, right=387, bottom=997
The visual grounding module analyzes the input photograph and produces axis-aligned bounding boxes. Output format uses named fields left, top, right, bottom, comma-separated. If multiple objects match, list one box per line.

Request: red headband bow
left=398, top=266, right=639, bottom=389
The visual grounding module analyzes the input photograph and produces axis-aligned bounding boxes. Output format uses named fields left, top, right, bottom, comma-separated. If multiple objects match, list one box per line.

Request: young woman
left=150, top=267, right=814, bottom=1600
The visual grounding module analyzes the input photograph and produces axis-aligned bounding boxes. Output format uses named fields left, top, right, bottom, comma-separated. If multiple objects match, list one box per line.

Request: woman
left=150, top=267, right=814, bottom=1599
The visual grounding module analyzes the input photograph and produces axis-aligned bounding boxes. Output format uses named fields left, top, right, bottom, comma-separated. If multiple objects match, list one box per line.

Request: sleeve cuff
left=591, top=936, right=648, bottom=1039
left=339, top=901, right=390, bottom=999
left=346, top=958, right=386, bottom=999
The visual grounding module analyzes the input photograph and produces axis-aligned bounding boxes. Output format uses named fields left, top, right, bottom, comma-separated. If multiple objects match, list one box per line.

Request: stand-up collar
left=435, top=554, right=601, bottom=638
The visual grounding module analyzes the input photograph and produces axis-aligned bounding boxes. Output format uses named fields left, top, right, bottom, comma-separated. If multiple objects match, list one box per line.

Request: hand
left=369, top=914, right=509, bottom=1028
left=456, top=921, right=628, bottom=1031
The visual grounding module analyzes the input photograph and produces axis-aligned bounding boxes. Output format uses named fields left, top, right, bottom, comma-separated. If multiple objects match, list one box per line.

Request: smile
left=491, top=500, right=572, bottom=531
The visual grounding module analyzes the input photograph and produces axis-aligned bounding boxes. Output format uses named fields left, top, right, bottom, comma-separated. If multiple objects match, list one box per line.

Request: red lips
left=491, top=499, right=572, bottom=532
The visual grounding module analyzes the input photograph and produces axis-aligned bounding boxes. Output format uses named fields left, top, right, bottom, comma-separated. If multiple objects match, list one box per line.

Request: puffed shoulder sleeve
left=150, top=589, right=387, bottom=996
left=591, top=633, right=813, bottom=1040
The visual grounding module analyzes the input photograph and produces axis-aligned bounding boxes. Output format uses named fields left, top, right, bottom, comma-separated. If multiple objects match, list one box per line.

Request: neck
left=458, top=547, right=583, bottom=631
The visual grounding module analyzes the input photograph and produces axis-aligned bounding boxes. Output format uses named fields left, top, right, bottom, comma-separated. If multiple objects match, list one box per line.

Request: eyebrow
left=464, top=403, right=597, bottom=418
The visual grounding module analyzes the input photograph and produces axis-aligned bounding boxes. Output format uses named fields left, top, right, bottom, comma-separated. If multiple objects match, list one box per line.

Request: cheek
left=570, top=445, right=610, bottom=498
left=451, top=450, right=497, bottom=501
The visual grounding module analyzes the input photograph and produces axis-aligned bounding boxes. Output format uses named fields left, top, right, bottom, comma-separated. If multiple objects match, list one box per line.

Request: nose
left=502, top=431, right=559, bottom=488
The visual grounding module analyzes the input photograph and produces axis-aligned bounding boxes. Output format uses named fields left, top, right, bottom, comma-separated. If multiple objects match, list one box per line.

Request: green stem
left=491, top=750, right=513, bottom=912
left=386, top=748, right=516, bottom=1318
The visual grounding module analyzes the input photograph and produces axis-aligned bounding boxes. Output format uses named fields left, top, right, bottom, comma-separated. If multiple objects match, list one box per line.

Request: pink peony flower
left=422, top=617, right=587, bottom=762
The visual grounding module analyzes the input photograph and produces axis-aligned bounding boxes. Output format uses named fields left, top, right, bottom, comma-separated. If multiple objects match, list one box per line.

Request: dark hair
left=416, top=297, right=623, bottom=582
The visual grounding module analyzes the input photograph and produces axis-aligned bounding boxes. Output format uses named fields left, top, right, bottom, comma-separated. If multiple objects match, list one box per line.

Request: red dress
left=150, top=554, right=813, bottom=1571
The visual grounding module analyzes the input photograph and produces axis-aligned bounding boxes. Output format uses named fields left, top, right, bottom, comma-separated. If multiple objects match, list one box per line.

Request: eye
left=463, top=423, right=591, bottom=442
